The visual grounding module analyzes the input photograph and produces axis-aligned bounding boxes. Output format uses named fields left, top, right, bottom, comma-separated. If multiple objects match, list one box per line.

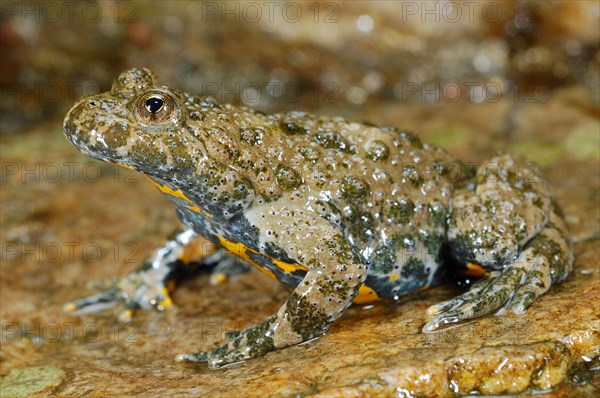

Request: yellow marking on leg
left=64, top=303, right=77, bottom=312
left=160, top=287, right=173, bottom=308
left=272, top=258, right=308, bottom=274
left=461, top=262, right=487, bottom=277
left=212, top=273, right=228, bottom=284
left=210, top=273, right=228, bottom=285
left=389, top=273, right=399, bottom=281
left=216, top=236, right=308, bottom=281
left=353, top=284, right=380, bottom=304
left=119, top=309, right=134, bottom=322
left=217, top=236, right=277, bottom=279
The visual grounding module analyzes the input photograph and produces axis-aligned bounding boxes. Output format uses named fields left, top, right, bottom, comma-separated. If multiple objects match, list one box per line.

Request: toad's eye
left=133, top=89, right=181, bottom=126
left=145, top=97, right=164, bottom=114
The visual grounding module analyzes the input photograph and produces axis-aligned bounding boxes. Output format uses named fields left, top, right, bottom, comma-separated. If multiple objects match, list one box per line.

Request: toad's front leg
left=177, top=211, right=367, bottom=368
left=64, top=228, right=247, bottom=321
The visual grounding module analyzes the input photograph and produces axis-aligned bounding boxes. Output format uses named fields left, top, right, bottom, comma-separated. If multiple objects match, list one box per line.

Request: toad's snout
left=63, top=94, right=132, bottom=162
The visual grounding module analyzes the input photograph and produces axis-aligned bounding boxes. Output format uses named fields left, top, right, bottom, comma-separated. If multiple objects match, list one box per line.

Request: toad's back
left=179, top=99, right=458, bottom=295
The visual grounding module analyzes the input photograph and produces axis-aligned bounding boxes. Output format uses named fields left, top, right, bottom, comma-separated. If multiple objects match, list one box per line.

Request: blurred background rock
left=1, top=0, right=598, bottom=134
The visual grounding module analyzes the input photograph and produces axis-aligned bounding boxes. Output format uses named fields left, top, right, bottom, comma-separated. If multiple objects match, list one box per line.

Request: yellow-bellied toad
left=63, top=68, right=573, bottom=368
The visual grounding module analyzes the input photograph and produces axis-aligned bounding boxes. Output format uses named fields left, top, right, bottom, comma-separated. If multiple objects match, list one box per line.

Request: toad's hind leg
left=177, top=227, right=367, bottom=368
left=424, top=205, right=572, bottom=331
left=424, top=154, right=573, bottom=332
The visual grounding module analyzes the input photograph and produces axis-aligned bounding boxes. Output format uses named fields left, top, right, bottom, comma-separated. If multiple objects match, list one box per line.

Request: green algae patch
left=0, top=365, right=66, bottom=398
left=508, top=139, right=564, bottom=168
left=425, top=125, right=471, bottom=150
left=511, top=121, right=599, bottom=166
left=565, top=121, right=600, bottom=161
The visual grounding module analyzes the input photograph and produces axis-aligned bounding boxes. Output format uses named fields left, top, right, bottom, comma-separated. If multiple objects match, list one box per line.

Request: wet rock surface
left=1, top=1, right=599, bottom=397
left=2, top=91, right=598, bottom=397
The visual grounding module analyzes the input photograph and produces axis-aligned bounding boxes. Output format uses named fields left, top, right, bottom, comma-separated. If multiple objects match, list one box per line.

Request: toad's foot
left=175, top=314, right=278, bottom=367
left=65, top=229, right=244, bottom=321
left=423, top=205, right=573, bottom=332
left=64, top=262, right=177, bottom=322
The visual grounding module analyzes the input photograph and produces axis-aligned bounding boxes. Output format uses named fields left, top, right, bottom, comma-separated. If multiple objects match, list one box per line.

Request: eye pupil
left=145, top=97, right=164, bottom=114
